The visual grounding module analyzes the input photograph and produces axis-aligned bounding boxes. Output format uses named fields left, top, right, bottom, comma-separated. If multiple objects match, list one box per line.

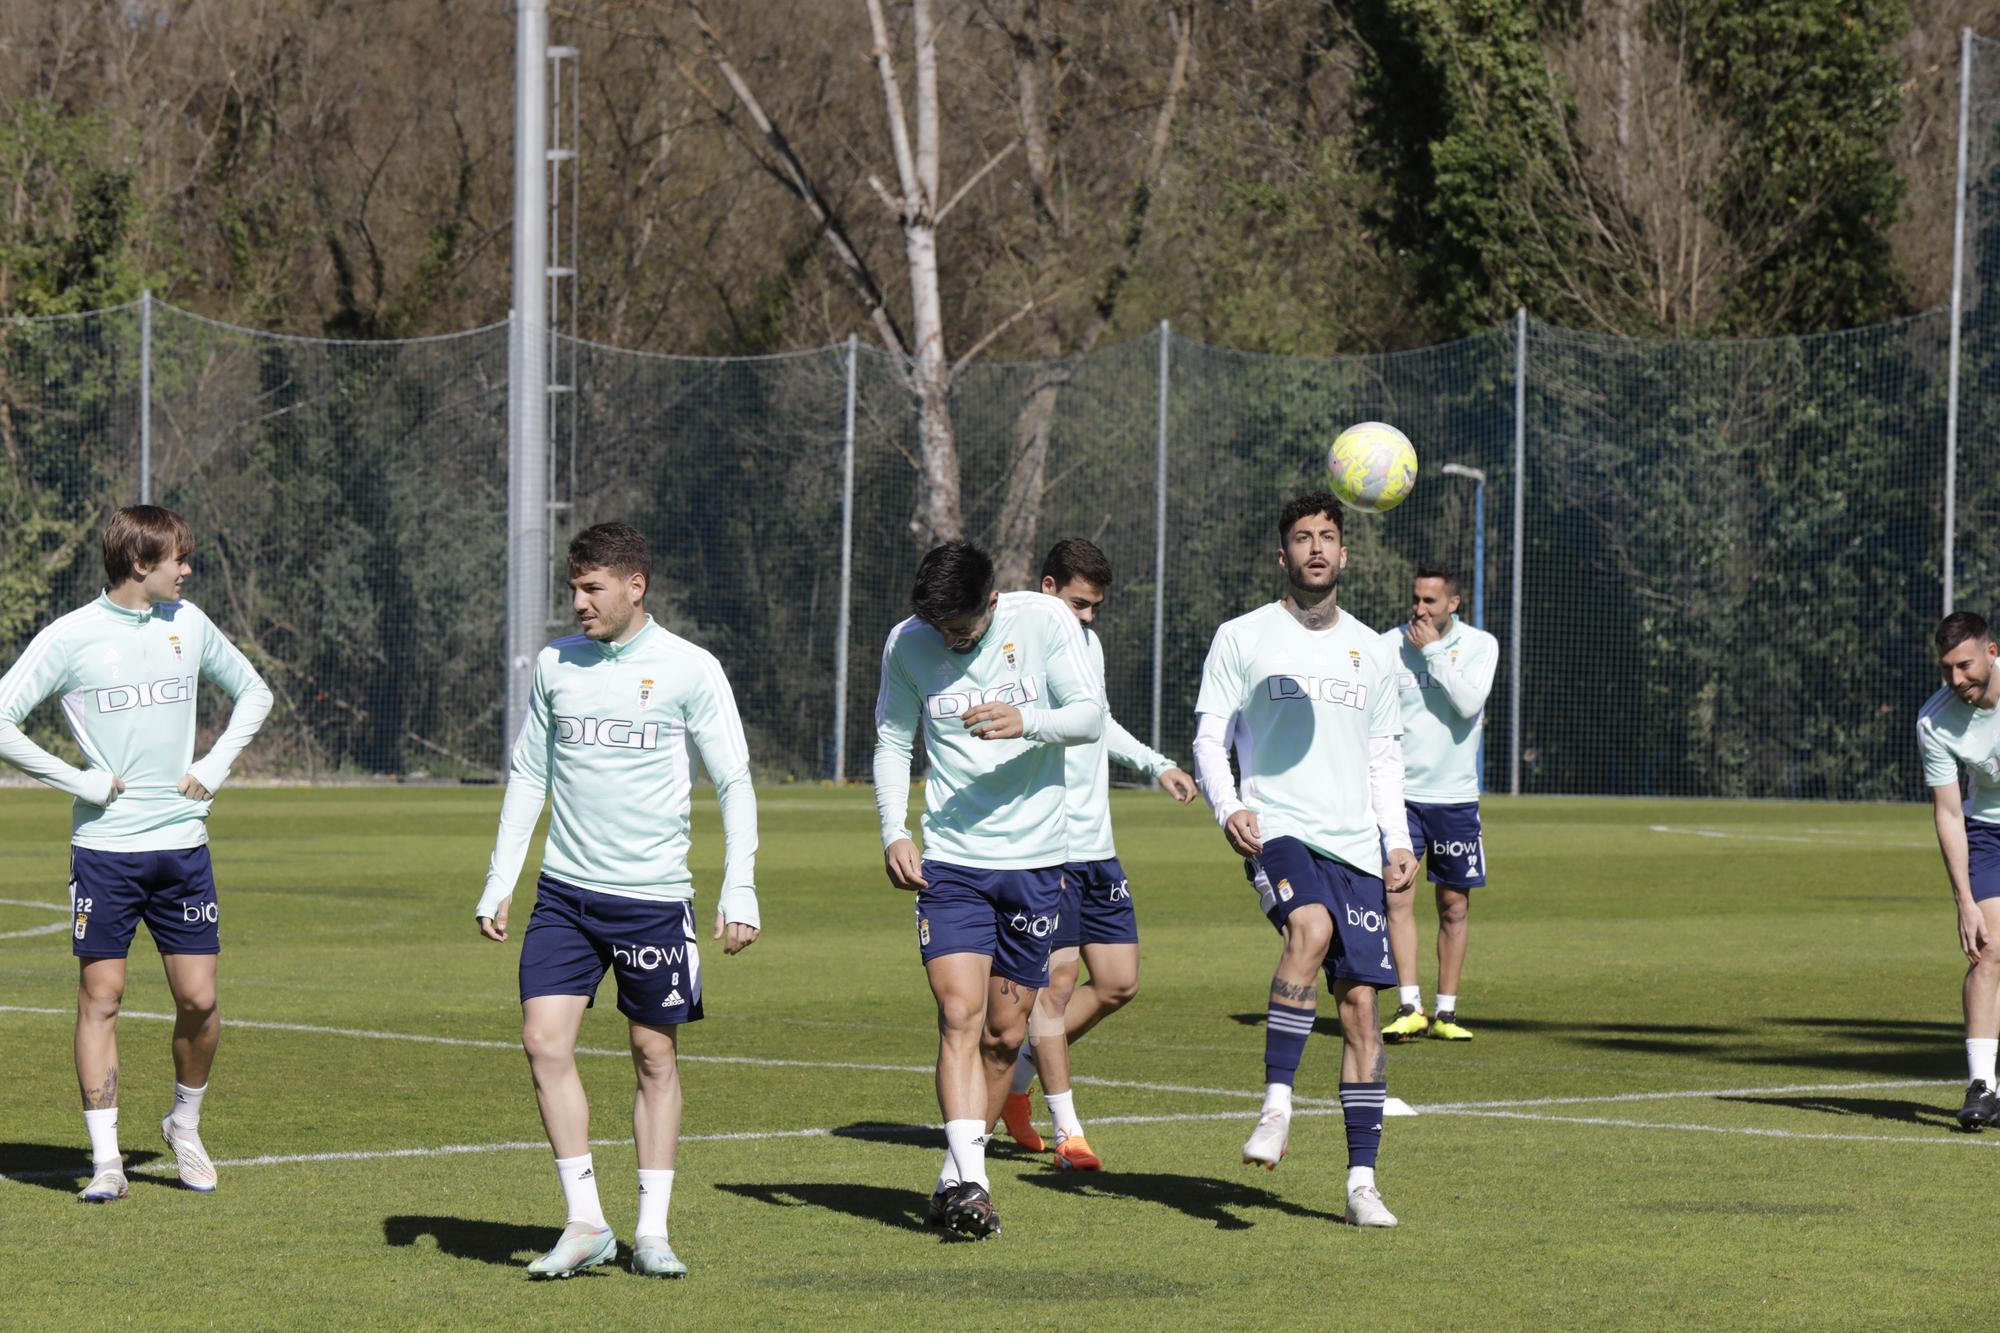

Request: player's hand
left=1224, top=809, right=1263, bottom=857
left=1960, top=904, right=1993, bottom=963
left=478, top=899, right=511, bottom=942
left=884, top=838, right=928, bottom=891
left=1383, top=847, right=1419, bottom=894
left=960, top=701, right=1024, bottom=741
left=177, top=774, right=212, bottom=802
left=100, top=776, right=126, bottom=806
left=714, top=913, right=760, bottom=955
left=1405, top=617, right=1440, bottom=651
left=1158, top=767, right=1197, bottom=803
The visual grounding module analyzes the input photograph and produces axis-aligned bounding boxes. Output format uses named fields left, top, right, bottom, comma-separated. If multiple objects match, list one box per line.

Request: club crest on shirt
left=1348, top=649, right=1362, bottom=674
left=168, top=634, right=183, bottom=661
left=1004, top=641, right=1018, bottom=671
left=638, top=677, right=654, bottom=708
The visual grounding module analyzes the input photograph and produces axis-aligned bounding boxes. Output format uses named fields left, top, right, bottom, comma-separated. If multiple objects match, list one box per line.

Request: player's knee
left=174, top=988, right=217, bottom=1022
left=76, top=988, right=121, bottom=1024
left=935, top=992, right=984, bottom=1035
left=521, top=1021, right=575, bottom=1064
left=1099, top=976, right=1138, bottom=1009
left=1438, top=896, right=1469, bottom=929
left=1285, top=909, right=1333, bottom=961
left=632, top=1047, right=679, bottom=1087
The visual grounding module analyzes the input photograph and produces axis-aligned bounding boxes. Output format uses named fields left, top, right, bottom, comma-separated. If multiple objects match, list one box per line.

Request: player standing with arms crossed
left=1918, top=611, right=2000, bottom=1130
left=874, top=540, right=1103, bottom=1238
left=0, top=506, right=272, bottom=1201
left=999, top=538, right=1197, bottom=1168
left=1379, top=563, right=1499, bottom=1044
left=475, top=523, right=761, bottom=1278
left=1191, top=491, right=1416, bottom=1227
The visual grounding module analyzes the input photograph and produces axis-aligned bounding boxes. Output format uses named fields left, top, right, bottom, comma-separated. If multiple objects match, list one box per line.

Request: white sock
left=943, top=1118, right=989, bottom=1190
left=553, top=1153, right=608, bottom=1229
left=1262, top=1082, right=1293, bottom=1117
left=1347, top=1165, right=1376, bottom=1191
left=1045, top=1089, right=1083, bottom=1138
left=83, top=1108, right=119, bottom=1165
left=636, top=1168, right=674, bottom=1240
left=170, top=1082, right=207, bottom=1131
left=1970, top=1038, right=1998, bottom=1086
left=1435, top=993, right=1458, bottom=1015
left=1009, top=1045, right=1036, bottom=1096
left=933, top=1155, right=960, bottom=1194
left=1398, top=985, right=1422, bottom=1010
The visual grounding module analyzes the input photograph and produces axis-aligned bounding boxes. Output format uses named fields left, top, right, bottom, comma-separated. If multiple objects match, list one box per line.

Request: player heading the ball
left=0, top=505, right=272, bottom=1202
left=1191, top=490, right=1416, bottom=1228
left=873, top=540, right=1104, bottom=1240
left=475, top=522, right=761, bottom=1279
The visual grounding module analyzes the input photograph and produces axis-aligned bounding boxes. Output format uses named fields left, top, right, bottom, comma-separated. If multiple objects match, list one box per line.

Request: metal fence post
left=1947, top=26, right=1973, bottom=617
left=833, top=335, right=859, bottom=783
left=1152, top=320, right=1169, bottom=753
left=1509, top=308, right=1526, bottom=797
left=139, top=290, right=152, bottom=505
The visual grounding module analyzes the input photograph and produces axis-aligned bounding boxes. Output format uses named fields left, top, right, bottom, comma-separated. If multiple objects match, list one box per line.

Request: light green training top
left=1381, top=617, right=1499, bottom=803
left=873, top=590, right=1104, bottom=869
left=1918, top=684, right=2000, bottom=824
left=1065, top=626, right=1177, bottom=863
left=1194, top=601, right=1401, bottom=874
left=0, top=593, right=272, bottom=851
left=477, top=617, right=760, bottom=926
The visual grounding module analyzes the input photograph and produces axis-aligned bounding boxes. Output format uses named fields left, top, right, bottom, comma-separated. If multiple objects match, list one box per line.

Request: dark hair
left=1277, top=490, right=1344, bottom=542
left=568, top=522, right=651, bottom=585
left=103, top=505, right=193, bottom=585
left=911, top=540, right=995, bottom=625
left=1040, top=537, right=1114, bottom=590
left=1415, top=561, right=1461, bottom=595
left=1937, top=611, right=1992, bottom=656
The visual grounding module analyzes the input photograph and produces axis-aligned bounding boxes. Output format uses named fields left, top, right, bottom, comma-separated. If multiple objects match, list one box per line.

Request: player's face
left=930, top=590, right=999, bottom=654
left=133, top=550, right=191, bottom=605
left=1410, top=577, right=1460, bottom=629
left=570, top=565, right=646, bottom=642
left=1278, top=513, right=1346, bottom=594
left=1941, top=636, right=2000, bottom=705
left=1041, top=576, right=1106, bottom=627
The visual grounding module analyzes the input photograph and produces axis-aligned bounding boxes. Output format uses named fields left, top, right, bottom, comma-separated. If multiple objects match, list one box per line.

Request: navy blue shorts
left=915, top=860, right=1063, bottom=988
left=519, top=875, right=703, bottom=1026
left=69, top=846, right=220, bottom=959
left=1406, top=800, right=1486, bottom=888
left=1053, top=858, right=1138, bottom=950
left=1244, top=837, right=1395, bottom=988
left=1971, top=820, right=2000, bottom=903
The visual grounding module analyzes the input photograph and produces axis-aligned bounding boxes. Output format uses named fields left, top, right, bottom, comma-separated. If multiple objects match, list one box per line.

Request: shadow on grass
left=827, top=1122, right=1036, bottom=1161
left=1229, top=1011, right=1343, bottom=1038
left=1720, top=1095, right=1963, bottom=1131
left=384, top=1215, right=575, bottom=1269
left=1018, top=1170, right=1344, bottom=1231
left=712, top=1181, right=932, bottom=1234
left=0, top=1143, right=165, bottom=1194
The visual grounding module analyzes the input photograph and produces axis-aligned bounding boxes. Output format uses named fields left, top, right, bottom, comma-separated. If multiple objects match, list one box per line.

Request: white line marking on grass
left=0, top=902, right=74, bottom=941
left=1447, top=1108, right=1997, bottom=1146
left=0, top=1005, right=1334, bottom=1104
left=1419, top=1078, right=1954, bottom=1113
left=1647, top=824, right=1930, bottom=850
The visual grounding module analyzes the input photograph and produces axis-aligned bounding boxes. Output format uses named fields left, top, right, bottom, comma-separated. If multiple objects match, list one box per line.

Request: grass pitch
left=0, top=786, right=1986, bottom=1329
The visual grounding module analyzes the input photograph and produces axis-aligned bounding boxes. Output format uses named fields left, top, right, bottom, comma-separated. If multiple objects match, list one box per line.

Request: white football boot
left=1241, top=1109, right=1290, bottom=1170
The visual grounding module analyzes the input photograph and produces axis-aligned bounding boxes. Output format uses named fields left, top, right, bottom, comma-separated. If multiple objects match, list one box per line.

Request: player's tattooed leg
left=1271, top=977, right=1318, bottom=1005
left=82, top=1067, right=118, bottom=1110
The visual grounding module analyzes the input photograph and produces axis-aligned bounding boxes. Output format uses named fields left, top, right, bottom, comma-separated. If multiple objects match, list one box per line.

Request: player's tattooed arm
left=1270, top=978, right=1318, bottom=1004
left=81, top=1067, right=118, bottom=1110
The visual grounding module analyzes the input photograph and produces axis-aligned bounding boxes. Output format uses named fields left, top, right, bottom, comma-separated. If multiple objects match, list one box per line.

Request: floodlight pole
left=1152, top=320, right=1169, bottom=753
left=1945, top=26, right=1972, bottom=617
left=1439, top=462, right=1486, bottom=630
left=139, top=290, right=152, bottom=505
left=506, top=0, right=551, bottom=754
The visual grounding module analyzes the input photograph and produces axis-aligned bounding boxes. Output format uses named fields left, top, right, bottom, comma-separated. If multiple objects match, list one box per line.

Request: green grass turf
left=0, top=786, right=1986, bottom=1328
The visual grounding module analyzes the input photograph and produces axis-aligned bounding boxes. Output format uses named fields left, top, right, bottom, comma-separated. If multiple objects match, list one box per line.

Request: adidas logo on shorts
left=662, top=989, right=685, bottom=1008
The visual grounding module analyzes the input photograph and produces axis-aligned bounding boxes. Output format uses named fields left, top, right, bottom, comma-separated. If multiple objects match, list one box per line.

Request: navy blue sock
left=1340, top=1081, right=1387, bottom=1169
left=1265, top=1001, right=1314, bottom=1086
